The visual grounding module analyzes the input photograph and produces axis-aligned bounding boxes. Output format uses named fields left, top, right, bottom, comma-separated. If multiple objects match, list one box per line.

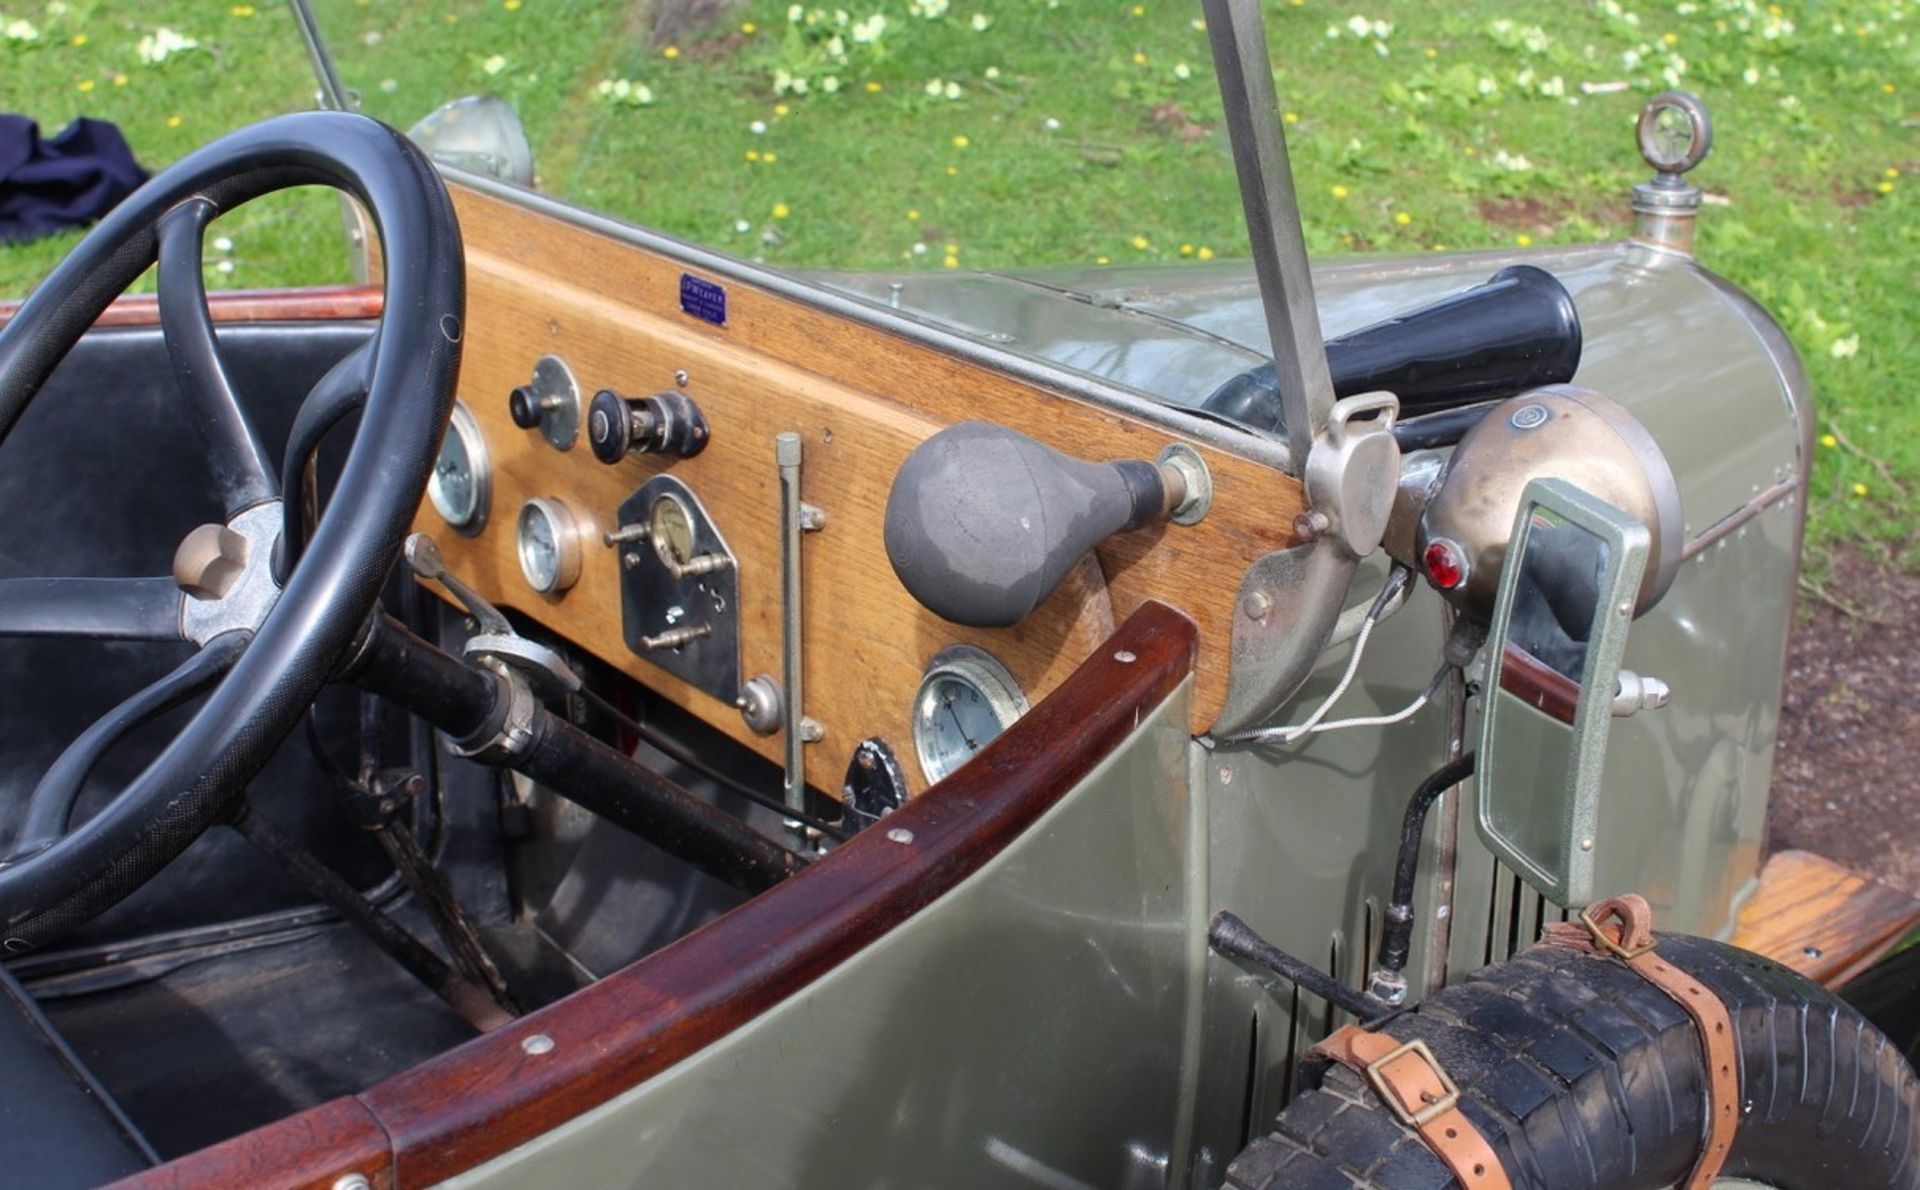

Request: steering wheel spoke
left=8, top=632, right=248, bottom=861
left=156, top=197, right=279, bottom=515
left=0, top=576, right=184, bottom=641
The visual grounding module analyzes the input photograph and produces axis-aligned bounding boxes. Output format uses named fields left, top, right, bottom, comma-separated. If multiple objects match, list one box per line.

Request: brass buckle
left=1580, top=904, right=1657, bottom=960
left=1364, top=1038, right=1460, bottom=1129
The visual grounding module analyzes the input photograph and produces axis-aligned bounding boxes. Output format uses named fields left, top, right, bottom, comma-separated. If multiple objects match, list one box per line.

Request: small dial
left=911, top=645, right=1028, bottom=785
left=649, top=493, right=697, bottom=570
left=516, top=498, right=584, bottom=594
left=427, top=401, right=490, bottom=534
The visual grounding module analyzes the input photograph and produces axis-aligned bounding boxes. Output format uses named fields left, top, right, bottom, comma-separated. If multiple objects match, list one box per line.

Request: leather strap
left=1540, top=894, right=1738, bottom=1188
left=1311, top=1024, right=1511, bottom=1189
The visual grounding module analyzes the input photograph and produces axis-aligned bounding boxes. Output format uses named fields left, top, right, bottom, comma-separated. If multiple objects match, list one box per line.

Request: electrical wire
left=1225, top=565, right=1435, bottom=746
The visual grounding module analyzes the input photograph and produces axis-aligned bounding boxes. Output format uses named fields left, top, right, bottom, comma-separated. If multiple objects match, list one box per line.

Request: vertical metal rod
left=776, top=432, right=807, bottom=816
left=285, top=0, right=354, bottom=112
left=1201, top=0, right=1335, bottom=475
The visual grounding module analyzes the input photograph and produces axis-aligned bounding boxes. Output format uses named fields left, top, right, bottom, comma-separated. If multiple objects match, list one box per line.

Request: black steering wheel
left=0, top=112, right=463, bottom=950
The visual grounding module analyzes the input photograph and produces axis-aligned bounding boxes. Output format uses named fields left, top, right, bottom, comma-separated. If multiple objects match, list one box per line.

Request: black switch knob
left=587, top=389, right=709, bottom=464
left=507, top=384, right=543, bottom=429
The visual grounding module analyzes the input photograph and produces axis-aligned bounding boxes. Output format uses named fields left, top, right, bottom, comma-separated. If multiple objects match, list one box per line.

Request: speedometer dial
left=427, top=401, right=490, bottom=534
left=911, top=646, right=1028, bottom=785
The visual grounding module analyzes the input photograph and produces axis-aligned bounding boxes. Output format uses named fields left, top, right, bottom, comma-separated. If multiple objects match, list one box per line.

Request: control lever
left=883, top=421, right=1209, bottom=628
left=588, top=389, right=709, bottom=464
left=404, top=533, right=579, bottom=698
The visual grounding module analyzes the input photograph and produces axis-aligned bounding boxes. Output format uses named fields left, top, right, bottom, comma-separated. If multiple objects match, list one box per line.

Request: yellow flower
left=1197, top=246, right=1214, bottom=260
left=865, top=81, right=882, bottom=92
left=1661, top=31, right=1678, bottom=45
left=1820, top=434, right=1838, bottom=448
left=1331, top=184, right=1349, bottom=198
left=772, top=202, right=790, bottom=218
left=741, top=20, right=757, bottom=33
left=70, top=33, right=86, bottom=45
left=1131, top=234, right=1150, bottom=249
left=1423, top=47, right=1437, bottom=58
left=1432, top=244, right=1447, bottom=251
left=111, top=73, right=127, bottom=86
left=1852, top=482, right=1869, bottom=497
left=745, top=149, right=762, bottom=162
left=1878, top=181, right=1896, bottom=194
left=907, top=208, right=920, bottom=221
left=1179, top=243, right=1194, bottom=256
left=774, top=103, right=790, bottom=116
left=1283, top=111, right=1299, bottom=124
left=944, top=243, right=958, bottom=254
left=1888, top=167, right=1902, bottom=179
left=1131, top=51, right=1147, bottom=65
left=1884, top=83, right=1897, bottom=94
left=946, top=165, right=959, bottom=176
left=1515, top=234, right=1533, bottom=246
left=231, top=3, right=257, bottom=14
left=943, top=256, right=958, bottom=269
left=952, top=134, right=969, bottom=148
left=1463, top=146, right=1476, bottom=156
left=166, top=114, right=182, bottom=127
left=1131, top=4, right=1144, bottom=14
left=76, top=78, right=94, bottom=92
left=764, top=151, right=778, bottom=163
left=504, top=0, right=521, bottom=8
left=663, top=45, right=680, bottom=59
left=1394, top=211, right=1411, bottom=226
left=1095, top=256, right=1111, bottom=265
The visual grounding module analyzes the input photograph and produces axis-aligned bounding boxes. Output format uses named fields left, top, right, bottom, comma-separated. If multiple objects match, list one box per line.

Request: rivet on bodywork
left=332, top=1175, right=371, bottom=1190
left=522, top=1033, right=555, bottom=1056
left=887, top=827, right=915, bottom=845
left=1114, top=650, right=1137, bottom=663
left=1242, top=590, right=1273, bottom=620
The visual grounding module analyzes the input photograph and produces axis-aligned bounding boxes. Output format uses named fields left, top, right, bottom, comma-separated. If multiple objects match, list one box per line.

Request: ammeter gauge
left=911, top=645, right=1029, bottom=785
left=516, top=498, right=585, bottom=594
left=649, top=493, right=697, bottom=571
left=427, top=400, right=490, bottom=534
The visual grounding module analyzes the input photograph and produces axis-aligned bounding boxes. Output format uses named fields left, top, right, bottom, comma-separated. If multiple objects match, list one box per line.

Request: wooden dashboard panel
left=421, top=183, right=1305, bottom=792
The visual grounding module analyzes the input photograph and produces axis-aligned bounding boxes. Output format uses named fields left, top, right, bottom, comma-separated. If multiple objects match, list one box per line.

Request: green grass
left=1, top=0, right=1911, bottom=566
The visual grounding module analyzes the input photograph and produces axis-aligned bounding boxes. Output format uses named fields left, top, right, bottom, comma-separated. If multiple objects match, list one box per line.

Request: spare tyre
left=1226, top=933, right=1920, bottom=1188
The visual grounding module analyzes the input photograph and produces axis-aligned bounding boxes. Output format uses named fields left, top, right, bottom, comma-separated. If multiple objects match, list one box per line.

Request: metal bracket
left=405, top=533, right=580, bottom=700
left=1215, top=393, right=1401, bottom=736
left=612, top=476, right=742, bottom=704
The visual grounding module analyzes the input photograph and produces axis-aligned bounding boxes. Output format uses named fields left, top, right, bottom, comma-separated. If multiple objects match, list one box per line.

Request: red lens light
left=1423, top=540, right=1466, bottom=590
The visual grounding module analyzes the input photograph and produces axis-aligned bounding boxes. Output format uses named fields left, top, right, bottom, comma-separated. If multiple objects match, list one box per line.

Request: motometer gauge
left=911, top=645, right=1029, bottom=785
left=427, top=401, right=490, bottom=534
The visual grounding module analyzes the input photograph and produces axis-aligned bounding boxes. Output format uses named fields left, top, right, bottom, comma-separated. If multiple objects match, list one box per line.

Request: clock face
left=427, top=402, right=489, bottom=534
left=911, top=646, right=1028, bottom=785
left=516, top=498, right=582, bottom=594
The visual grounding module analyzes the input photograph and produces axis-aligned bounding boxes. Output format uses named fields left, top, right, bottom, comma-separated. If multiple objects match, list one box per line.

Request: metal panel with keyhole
left=614, top=476, right=741, bottom=704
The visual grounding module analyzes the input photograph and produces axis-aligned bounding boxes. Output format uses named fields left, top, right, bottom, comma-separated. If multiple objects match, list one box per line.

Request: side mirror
left=1475, top=478, right=1653, bottom=907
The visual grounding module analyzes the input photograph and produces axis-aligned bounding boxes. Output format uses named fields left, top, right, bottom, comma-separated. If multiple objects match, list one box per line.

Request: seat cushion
left=0, top=965, right=152, bottom=1186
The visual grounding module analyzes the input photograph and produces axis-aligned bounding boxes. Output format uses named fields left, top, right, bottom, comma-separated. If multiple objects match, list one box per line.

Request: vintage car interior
left=1, top=4, right=1915, bottom=1187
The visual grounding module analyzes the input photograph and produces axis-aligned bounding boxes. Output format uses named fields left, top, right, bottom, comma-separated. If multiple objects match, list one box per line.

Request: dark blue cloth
left=0, top=115, right=147, bottom=246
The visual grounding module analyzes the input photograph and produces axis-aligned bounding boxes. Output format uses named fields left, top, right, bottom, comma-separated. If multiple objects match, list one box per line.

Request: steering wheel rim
left=0, top=112, right=463, bottom=950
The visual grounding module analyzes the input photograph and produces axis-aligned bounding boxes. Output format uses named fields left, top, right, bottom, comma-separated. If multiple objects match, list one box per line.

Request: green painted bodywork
left=433, top=228, right=1805, bottom=1184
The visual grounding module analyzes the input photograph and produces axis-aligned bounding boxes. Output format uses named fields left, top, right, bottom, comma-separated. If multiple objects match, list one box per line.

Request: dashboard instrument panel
left=412, top=183, right=1308, bottom=796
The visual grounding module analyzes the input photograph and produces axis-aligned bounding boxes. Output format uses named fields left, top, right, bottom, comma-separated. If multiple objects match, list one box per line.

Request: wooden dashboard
left=420, top=183, right=1307, bottom=794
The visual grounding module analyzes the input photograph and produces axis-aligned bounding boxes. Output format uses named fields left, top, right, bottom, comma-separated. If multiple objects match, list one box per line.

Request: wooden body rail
left=119, top=600, right=1198, bottom=1189
left=0, top=284, right=384, bottom=331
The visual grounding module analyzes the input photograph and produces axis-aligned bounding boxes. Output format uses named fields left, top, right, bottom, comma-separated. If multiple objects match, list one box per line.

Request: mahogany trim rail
left=0, top=284, right=384, bottom=330
left=1496, top=642, right=1580, bottom=725
left=118, top=599, right=1198, bottom=1188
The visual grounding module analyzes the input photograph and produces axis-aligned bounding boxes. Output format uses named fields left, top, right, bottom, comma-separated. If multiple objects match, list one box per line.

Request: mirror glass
left=1477, top=479, right=1648, bottom=906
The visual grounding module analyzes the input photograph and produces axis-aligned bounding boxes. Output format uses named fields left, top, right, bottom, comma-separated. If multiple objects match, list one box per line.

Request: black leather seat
left=0, top=965, right=153, bottom=1186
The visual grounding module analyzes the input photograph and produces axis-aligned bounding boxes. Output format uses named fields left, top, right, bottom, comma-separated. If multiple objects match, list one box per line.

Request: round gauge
left=912, top=645, right=1029, bottom=785
left=515, top=498, right=584, bottom=594
left=427, top=401, right=490, bottom=535
left=649, top=493, right=697, bottom=570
